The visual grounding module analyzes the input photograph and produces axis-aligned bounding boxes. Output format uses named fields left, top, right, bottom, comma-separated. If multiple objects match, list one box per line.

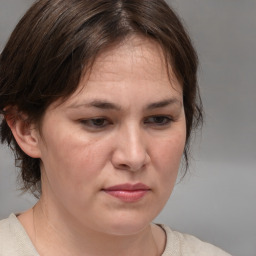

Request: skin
left=9, top=36, right=186, bottom=256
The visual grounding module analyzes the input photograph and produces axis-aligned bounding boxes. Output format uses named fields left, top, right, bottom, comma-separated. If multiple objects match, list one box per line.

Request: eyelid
left=80, top=117, right=112, bottom=129
left=144, top=115, right=173, bottom=126
left=79, top=115, right=173, bottom=131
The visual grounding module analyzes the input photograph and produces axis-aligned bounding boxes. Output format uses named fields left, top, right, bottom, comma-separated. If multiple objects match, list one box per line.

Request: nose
left=111, top=124, right=150, bottom=172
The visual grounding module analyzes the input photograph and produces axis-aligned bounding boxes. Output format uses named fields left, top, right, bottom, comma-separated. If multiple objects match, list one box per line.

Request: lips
left=102, top=183, right=150, bottom=202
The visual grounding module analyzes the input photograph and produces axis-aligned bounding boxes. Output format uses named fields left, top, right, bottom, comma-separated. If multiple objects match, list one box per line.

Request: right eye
left=80, top=118, right=111, bottom=129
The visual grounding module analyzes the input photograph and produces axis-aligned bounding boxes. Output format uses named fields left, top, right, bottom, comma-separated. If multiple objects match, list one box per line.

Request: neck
left=21, top=200, right=164, bottom=256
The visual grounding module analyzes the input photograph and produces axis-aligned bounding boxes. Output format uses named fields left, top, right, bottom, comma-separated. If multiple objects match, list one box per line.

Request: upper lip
left=103, top=183, right=150, bottom=191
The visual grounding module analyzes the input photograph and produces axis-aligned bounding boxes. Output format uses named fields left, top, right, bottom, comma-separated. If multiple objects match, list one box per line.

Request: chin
left=100, top=212, right=156, bottom=236
left=108, top=223, right=150, bottom=236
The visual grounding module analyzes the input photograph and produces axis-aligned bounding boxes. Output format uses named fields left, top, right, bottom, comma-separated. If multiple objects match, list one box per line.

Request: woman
left=0, top=0, right=231, bottom=255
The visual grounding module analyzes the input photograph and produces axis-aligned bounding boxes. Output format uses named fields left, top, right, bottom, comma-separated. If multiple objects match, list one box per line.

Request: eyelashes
left=80, top=118, right=112, bottom=129
left=80, top=115, right=173, bottom=131
left=144, top=116, right=172, bottom=126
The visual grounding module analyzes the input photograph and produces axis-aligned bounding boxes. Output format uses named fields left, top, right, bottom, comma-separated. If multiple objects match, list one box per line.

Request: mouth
left=102, top=183, right=151, bottom=202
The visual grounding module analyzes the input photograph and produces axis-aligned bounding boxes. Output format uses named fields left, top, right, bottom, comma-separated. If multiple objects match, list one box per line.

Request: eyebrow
left=145, top=98, right=181, bottom=110
left=68, top=98, right=181, bottom=111
left=68, top=100, right=121, bottom=110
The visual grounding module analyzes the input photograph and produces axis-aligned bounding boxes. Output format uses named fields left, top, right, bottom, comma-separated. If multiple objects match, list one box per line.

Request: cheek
left=153, top=130, right=185, bottom=165
left=150, top=131, right=186, bottom=185
left=40, top=129, right=110, bottom=189
left=40, top=136, right=111, bottom=208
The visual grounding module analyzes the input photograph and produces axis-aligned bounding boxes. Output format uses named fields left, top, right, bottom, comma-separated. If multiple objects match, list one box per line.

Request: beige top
left=0, top=214, right=231, bottom=256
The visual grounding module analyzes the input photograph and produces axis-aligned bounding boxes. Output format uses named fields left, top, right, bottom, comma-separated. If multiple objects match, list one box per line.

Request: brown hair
left=0, top=0, right=203, bottom=197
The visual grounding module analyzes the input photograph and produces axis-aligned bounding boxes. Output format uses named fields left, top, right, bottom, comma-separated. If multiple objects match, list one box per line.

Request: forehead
left=52, top=36, right=182, bottom=109
left=87, top=36, right=169, bottom=82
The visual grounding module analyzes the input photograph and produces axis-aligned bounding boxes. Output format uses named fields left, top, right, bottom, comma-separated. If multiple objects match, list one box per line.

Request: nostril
left=119, top=164, right=130, bottom=169
left=111, top=141, right=150, bottom=172
left=116, top=162, right=147, bottom=172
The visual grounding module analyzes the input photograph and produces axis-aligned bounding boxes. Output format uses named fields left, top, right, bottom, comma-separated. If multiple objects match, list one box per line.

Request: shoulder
left=0, top=214, right=39, bottom=256
left=160, top=225, right=232, bottom=256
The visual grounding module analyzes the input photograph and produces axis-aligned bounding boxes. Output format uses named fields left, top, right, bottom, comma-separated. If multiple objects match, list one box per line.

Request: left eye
left=144, top=116, right=172, bottom=126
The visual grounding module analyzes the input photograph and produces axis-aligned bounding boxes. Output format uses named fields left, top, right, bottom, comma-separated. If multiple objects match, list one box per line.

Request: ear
left=6, top=112, right=42, bottom=159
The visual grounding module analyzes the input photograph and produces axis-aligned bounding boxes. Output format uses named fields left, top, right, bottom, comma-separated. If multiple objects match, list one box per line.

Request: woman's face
left=36, top=36, right=186, bottom=235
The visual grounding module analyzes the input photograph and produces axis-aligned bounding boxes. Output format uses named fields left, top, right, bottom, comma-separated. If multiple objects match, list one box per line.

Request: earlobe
left=6, top=113, right=41, bottom=159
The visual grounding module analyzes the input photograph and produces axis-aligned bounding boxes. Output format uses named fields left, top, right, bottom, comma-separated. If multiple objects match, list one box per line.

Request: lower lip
left=103, top=190, right=149, bottom=202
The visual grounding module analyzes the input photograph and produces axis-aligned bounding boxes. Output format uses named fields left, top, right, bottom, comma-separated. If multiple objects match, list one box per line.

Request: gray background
left=0, top=0, right=255, bottom=255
